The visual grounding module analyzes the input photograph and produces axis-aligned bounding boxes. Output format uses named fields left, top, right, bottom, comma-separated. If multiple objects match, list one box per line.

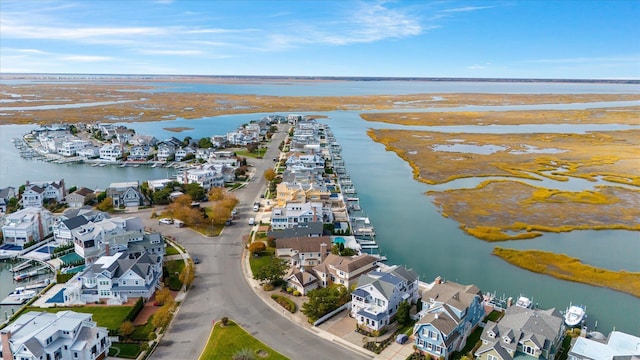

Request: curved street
left=136, top=126, right=370, bottom=360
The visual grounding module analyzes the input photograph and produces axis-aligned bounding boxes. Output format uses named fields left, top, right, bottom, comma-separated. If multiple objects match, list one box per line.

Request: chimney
left=320, top=242, right=327, bottom=263
left=435, top=276, right=442, bottom=285
left=1, top=330, right=14, bottom=360
left=105, top=243, right=110, bottom=256
left=313, top=207, right=317, bottom=222
left=60, top=179, right=66, bottom=197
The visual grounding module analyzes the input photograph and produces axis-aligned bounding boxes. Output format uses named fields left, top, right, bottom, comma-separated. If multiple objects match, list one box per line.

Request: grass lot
left=249, top=248, right=275, bottom=274
left=165, top=246, right=180, bottom=256
left=450, top=325, right=483, bottom=360
left=132, top=315, right=156, bottom=341
left=236, top=148, right=267, bottom=158
left=26, top=306, right=132, bottom=331
left=199, top=320, right=288, bottom=360
left=165, top=259, right=186, bottom=290
left=109, top=342, right=142, bottom=359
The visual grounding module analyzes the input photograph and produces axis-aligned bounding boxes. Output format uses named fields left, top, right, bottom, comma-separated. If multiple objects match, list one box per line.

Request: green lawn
left=249, top=248, right=274, bottom=274
left=26, top=306, right=132, bottom=331
left=451, top=325, right=483, bottom=360
left=199, top=320, right=288, bottom=360
left=235, top=148, right=267, bottom=158
left=165, top=246, right=180, bottom=256
left=109, top=342, right=142, bottom=359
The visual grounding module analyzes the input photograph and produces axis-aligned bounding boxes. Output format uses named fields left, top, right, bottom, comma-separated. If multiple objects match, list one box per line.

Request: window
left=488, top=355, right=498, bottom=360
left=524, top=345, right=535, bottom=355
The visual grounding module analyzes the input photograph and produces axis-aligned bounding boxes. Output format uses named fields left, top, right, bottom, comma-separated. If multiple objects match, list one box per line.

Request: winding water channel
left=0, top=81, right=638, bottom=334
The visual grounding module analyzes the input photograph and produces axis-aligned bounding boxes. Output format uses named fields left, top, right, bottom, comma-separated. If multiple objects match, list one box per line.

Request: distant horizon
left=2, top=72, right=639, bottom=84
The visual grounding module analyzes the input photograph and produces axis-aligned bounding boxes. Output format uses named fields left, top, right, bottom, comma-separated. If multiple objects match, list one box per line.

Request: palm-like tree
left=232, top=348, right=255, bottom=360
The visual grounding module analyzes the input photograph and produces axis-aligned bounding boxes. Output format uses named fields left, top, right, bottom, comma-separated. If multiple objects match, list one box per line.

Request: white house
left=0, top=311, right=110, bottom=360
left=275, top=236, right=331, bottom=268
left=175, top=146, right=196, bottom=162
left=351, top=264, right=420, bottom=332
left=77, top=251, right=163, bottom=304
left=128, top=145, right=152, bottom=161
left=66, top=187, right=94, bottom=208
left=21, top=179, right=66, bottom=207
left=59, top=139, right=90, bottom=156
left=99, top=143, right=122, bottom=161
left=177, top=168, right=223, bottom=191
left=77, top=146, right=100, bottom=159
left=568, top=331, right=640, bottom=360
left=271, top=201, right=325, bottom=230
left=1, top=207, right=54, bottom=247
left=312, top=253, right=379, bottom=288
left=157, top=144, right=176, bottom=162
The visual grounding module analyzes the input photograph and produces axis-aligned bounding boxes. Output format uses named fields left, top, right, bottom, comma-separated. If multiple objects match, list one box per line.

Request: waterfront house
left=106, top=181, right=143, bottom=208
left=351, top=264, right=420, bottom=332
left=128, top=145, right=152, bottom=161
left=21, top=179, right=66, bottom=207
left=271, top=201, right=326, bottom=230
left=77, top=145, right=100, bottom=159
left=76, top=250, right=163, bottom=304
left=285, top=269, right=320, bottom=295
left=568, top=331, right=640, bottom=360
left=175, top=146, right=196, bottom=162
left=1, top=207, right=54, bottom=247
left=0, top=186, right=16, bottom=212
left=177, top=168, right=223, bottom=191
left=59, top=139, right=90, bottom=156
left=156, top=143, right=176, bottom=162
left=114, top=127, right=135, bottom=144
left=71, top=216, right=141, bottom=264
left=275, top=236, right=331, bottom=268
left=312, top=253, right=379, bottom=288
left=267, top=221, right=324, bottom=239
left=475, top=304, right=564, bottom=360
left=98, top=143, right=122, bottom=161
left=413, top=278, right=485, bottom=359
left=66, top=187, right=94, bottom=208
left=0, top=311, right=110, bottom=360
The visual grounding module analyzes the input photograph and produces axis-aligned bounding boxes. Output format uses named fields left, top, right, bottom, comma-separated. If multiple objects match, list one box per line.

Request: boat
left=564, top=304, right=587, bottom=327
left=7, top=287, right=37, bottom=302
left=515, top=296, right=533, bottom=309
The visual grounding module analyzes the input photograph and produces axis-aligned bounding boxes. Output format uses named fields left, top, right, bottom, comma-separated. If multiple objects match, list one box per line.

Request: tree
left=252, top=257, right=288, bottom=285
left=68, top=186, right=77, bottom=194
left=182, top=136, right=192, bottom=146
left=301, top=285, right=350, bottom=321
left=119, top=321, right=135, bottom=339
left=198, top=137, right=213, bottom=148
left=152, top=304, right=173, bottom=330
left=221, top=316, right=229, bottom=326
left=155, top=287, right=174, bottom=306
left=179, top=260, right=195, bottom=290
left=208, top=187, right=225, bottom=201
left=96, top=197, right=114, bottom=212
left=246, top=142, right=258, bottom=153
left=263, top=168, right=276, bottom=182
left=96, top=191, right=107, bottom=203
left=396, top=300, right=411, bottom=326
left=248, top=241, right=266, bottom=255
left=209, top=206, right=231, bottom=226
left=183, top=183, right=205, bottom=201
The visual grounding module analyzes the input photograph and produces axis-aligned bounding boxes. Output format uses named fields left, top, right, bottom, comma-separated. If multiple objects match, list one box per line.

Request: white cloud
left=440, top=6, right=494, bottom=14
left=61, top=55, right=116, bottom=62
left=525, top=56, right=640, bottom=64
left=137, top=49, right=204, bottom=56
left=467, top=64, right=485, bottom=70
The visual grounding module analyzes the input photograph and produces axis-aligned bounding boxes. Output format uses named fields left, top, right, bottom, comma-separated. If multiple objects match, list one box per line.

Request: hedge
left=270, top=294, right=296, bottom=313
left=125, top=297, right=145, bottom=323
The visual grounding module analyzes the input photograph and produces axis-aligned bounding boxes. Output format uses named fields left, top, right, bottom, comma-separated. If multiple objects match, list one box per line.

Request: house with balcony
left=351, top=264, right=420, bottom=332
left=53, top=215, right=89, bottom=244
left=156, top=143, right=176, bottom=162
left=176, top=168, right=223, bottom=192
left=77, top=145, right=100, bottom=159
left=128, top=145, right=152, bottom=161
left=0, top=186, right=16, bottom=213
left=413, top=278, right=485, bottom=359
left=175, top=146, right=196, bottom=162
left=114, top=127, right=135, bottom=144
left=71, top=216, right=142, bottom=264
left=106, top=181, right=143, bottom=208
left=99, top=143, right=122, bottom=161
left=271, top=202, right=326, bottom=230
left=21, top=179, right=66, bottom=207
left=475, top=304, right=565, bottom=360
left=275, top=236, right=331, bottom=268
left=312, top=253, right=379, bottom=288
left=1, top=207, right=54, bottom=247
left=76, top=250, right=163, bottom=304
left=59, top=139, right=90, bottom=156
left=284, top=269, right=320, bottom=295
left=0, top=311, right=110, bottom=360
left=129, top=134, right=158, bottom=146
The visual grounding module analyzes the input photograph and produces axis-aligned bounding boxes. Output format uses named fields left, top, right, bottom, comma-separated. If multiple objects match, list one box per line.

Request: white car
left=158, top=218, right=173, bottom=225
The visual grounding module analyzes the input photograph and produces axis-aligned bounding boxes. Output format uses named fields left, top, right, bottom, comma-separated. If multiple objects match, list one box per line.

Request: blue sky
left=1, top=0, right=639, bottom=79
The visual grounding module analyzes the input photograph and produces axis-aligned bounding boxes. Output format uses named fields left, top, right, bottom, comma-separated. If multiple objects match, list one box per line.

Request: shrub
left=293, top=290, right=301, bottom=297
left=248, top=241, right=266, bottom=255
left=270, top=294, right=297, bottom=313
left=263, top=283, right=275, bottom=291
left=221, top=316, right=229, bottom=326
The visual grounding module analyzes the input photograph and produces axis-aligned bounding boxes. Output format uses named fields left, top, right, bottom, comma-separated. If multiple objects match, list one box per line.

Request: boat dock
left=14, top=265, right=50, bottom=281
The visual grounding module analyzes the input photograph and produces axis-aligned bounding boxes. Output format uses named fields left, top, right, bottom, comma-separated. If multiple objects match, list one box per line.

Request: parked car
left=253, top=204, right=259, bottom=212
left=395, top=334, right=409, bottom=344
left=248, top=217, right=255, bottom=225
left=158, top=218, right=173, bottom=225
left=192, top=256, right=200, bottom=264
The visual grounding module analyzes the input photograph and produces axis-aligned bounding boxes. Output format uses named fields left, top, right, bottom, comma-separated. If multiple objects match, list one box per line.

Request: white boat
left=564, top=304, right=587, bottom=327
left=7, top=287, right=37, bottom=302
left=515, top=296, right=533, bottom=309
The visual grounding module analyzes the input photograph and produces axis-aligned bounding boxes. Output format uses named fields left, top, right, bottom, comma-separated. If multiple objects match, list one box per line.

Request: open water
left=0, top=80, right=638, bottom=334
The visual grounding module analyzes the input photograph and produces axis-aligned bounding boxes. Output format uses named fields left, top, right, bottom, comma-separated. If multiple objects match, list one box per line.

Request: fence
left=313, top=301, right=351, bottom=326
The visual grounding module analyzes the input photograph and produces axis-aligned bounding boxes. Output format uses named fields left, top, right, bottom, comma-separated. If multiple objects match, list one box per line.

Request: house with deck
left=66, top=187, right=95, bottom=208
left=568, top=330, right=640, bottom=360
left=413, top=278, right=485, bottom=359
left=351, top=264, right=420, bottom=332
left=271, top=201, right=327, bottom=230
left=106, top=181, right=144, bottom=208
left=1, top=207, right=54, bottom=247
left=0, top=311, right=110, bottom=360
left=21, top=179, right=66, bottom=207
left=275, top=236, right=331, bottom=268
left=475, top=304, right=565, bottom=360
left=312, top=253, right=379, bottom=288
left=0, top=186, right=16, bottom=213
left=99, top=143, right=122, bottom=161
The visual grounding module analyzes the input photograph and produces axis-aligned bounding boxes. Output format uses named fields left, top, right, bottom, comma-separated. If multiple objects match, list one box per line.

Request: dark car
left=395, top=334, right=409, bottom=344
left=192, top=256, right=200, bottom=264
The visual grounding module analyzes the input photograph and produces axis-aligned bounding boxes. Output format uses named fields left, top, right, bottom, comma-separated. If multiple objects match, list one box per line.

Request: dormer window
left=502, top=336, right=511, bottom=344
left=488, top=331, right=495, bottom=338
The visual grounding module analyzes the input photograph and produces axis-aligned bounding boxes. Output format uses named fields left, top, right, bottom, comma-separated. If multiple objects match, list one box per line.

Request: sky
left=1, top=0, right=639, bottom=79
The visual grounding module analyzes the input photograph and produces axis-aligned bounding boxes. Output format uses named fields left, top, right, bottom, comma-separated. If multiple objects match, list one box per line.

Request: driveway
left=134, top=125, right=370, bottom=360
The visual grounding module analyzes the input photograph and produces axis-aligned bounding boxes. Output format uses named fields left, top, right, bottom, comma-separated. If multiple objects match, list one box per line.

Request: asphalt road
left=144, top=126, right=369, bottom=360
